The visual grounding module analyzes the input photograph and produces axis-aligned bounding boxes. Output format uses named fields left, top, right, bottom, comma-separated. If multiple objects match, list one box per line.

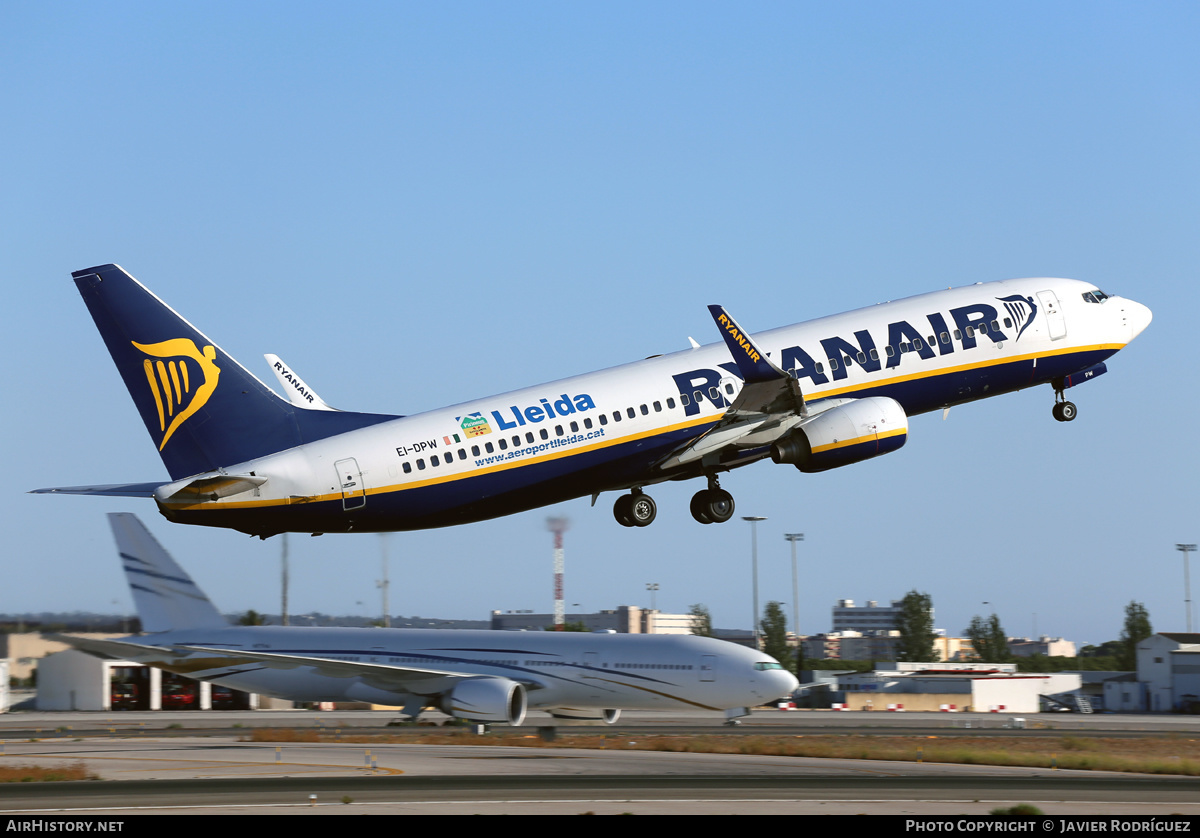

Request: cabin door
left=1036, top=290, right=1067, bottom=340
left=335, top=458, right=366, bottom=510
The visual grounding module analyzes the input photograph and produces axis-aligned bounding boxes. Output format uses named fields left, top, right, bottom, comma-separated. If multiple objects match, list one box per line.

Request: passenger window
left=570, top=421, right=578, bottom=432
left=599, top=414, right=608, bottom=426
left=885, top=346, right=895, bottom=357
left=402, top=462, right=412, bottom=474
left=653, top=401, right=662, bottom=411
left=498, top=438, right=507, bottom=450
left=913, top=339, right=923, bottom=350
left=526, top=432, right=534, bottom=443
left=640, top=404, right=649, bottom=415
left=1003, top=318, right=1013, bottom=328
left=965, top=326, right=975, bottom=338
left=940, top=332, right=950, bottom=344
left=613, top=411, right=622, bottom=421
left=991, top=320, right=999, bottom=330
left=693, top=390, right=704, bottom=402
left=978, top=323, right=988, bottom=334
left=680, top=394, right=689, bottom=406
left=627, top=407, right=636, bottom=419
left=829, top=357, right=839, bottom=370
left=583, top=418, right=593, bottom=429
left=724, top=383, right=734, bottom=395
left=485, top=442, right=494, bottom=453
left=431, top=454, right=440, bottom=466
left=666, top=397, right=675, bottom=409
left=856, top=351, right=866, bottom=364
left=953, top=329, right=962, bottom=341
left=512, top=435, right=520, bottom=447
left=708, top=387, right=719, bottom=400
left=417, top=459, right=426, bottom=470
left=458, top=448, right=466, bottom=459
left=816, top=362, right=824, bottom=373
left=444, top=450, right=453, bottom=462
left=540, top=428, right=549, bottom=439
left=555, top=425, right=564, bottom=436
left=869, top=348, right=879, bottom=361
left=471, top=445, right=480, bottom=456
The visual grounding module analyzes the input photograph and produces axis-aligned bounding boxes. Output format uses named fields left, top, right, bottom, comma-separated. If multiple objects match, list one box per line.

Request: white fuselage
left=155, top=278, right=1150, bottom=533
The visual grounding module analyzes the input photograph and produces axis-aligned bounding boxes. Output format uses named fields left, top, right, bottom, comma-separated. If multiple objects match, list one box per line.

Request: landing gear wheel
left=627, top=492, right=657, bottom=527
left=615, top=492, right=656, bottom=527
left=690, top=488, right=735, bottom=524
left=1052, top=401, right=1077, bottom=422
left=614, top=494, right=636, bottom=527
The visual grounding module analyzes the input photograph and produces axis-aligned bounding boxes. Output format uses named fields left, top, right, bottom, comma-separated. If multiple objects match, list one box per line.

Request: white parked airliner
left=33, top=265, right=1150, bottom=536
left=54, top=514, right=797, bottom=724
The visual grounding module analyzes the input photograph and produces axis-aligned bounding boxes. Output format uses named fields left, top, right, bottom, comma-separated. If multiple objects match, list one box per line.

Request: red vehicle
left=161, top=682, right=197, bottom=709
left=111, top=683, right=139, bottom=710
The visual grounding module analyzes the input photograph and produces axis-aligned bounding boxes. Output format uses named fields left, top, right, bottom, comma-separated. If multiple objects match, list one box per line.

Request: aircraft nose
left=1122, top=299, right=1152, bottom=340
left=767, top=668, right=800, bottom=700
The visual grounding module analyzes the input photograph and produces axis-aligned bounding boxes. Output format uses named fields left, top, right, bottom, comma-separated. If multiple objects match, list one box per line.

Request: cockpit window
left=1082, top=290, right=1110, bottom=304
left=753, top=662, right=783, bottom=671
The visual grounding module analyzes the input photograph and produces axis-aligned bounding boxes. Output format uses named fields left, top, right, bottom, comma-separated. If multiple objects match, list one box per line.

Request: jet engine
left=437, top=677, right=527, bottom=725
left=770, top=396, right=908, bottom=473
left=549, top=708, right=622, bottom=724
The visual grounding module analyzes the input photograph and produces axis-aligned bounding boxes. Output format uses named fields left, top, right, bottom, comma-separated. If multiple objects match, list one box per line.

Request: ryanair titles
left=674, top=299, right=1033, bottom=416
left=491, top=393, right=597, bottom=430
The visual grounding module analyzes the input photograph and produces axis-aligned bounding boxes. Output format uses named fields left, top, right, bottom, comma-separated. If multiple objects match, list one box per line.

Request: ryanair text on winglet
left=717, top=313, right=761, bottom=364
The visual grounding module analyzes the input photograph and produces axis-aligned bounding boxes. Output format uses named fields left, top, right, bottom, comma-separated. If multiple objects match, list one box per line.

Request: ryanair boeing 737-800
left=33, top=264, right=1151, bottom=537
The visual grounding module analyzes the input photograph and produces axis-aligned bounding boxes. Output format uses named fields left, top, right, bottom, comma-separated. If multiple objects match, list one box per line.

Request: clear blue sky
left=3, top=2, right=1196, bottom=646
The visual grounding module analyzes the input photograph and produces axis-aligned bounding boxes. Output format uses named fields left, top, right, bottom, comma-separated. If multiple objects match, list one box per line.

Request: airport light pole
left=1177, top=544, right=1196, bottom=633
left=743, top=516, right=767, bottom=647
left=784, top=533, right=804, bottom=648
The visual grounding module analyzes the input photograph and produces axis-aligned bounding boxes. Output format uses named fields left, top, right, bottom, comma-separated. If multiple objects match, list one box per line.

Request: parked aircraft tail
left=71, top=264, right=397, bottom=480
left=108, top=512, right=227, bottom=633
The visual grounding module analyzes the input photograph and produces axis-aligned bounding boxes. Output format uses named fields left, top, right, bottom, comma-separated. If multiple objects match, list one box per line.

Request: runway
left=1, top=710, right=1198, bottom=814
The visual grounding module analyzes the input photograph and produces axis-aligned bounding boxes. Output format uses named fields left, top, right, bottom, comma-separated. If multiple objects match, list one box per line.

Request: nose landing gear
left=1052, top=381, right=1077, bottom=422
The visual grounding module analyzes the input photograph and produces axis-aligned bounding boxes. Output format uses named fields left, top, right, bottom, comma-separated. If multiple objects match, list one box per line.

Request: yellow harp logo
left=132, top=339, right=221, bottom=450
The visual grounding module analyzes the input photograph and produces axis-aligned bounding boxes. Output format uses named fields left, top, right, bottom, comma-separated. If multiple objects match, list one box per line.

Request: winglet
left=708, top=305, right=788, bottom=383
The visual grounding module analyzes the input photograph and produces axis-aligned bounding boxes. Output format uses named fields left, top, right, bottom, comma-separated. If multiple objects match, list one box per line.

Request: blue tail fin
left=72, top=264, right=396, bottom=479
left=109, top=512, right=227, bottom=633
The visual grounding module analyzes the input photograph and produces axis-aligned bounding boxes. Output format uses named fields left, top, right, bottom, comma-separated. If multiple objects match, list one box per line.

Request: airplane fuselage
left=154, top=277, right=1149, bottom=535
left=130, top=626, right=795, bottom=713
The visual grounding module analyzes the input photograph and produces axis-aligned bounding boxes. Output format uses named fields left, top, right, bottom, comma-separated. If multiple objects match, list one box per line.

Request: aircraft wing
left=177, top=646, right=500, bottom=696
left=660, top=306, right=807, bottom=469
left=28, top=482, right=165, bottom=498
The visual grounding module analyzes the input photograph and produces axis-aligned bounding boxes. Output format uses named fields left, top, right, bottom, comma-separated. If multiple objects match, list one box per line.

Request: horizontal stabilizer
left=155, top=473, right=268, bottom=503
left=28, top=482, right=164, bottom=498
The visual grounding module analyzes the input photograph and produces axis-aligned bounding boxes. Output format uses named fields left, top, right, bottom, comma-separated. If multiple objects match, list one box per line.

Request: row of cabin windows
left=808, top=317, right=1015, bottom=373
left=400, top=397, right=683, bottom=473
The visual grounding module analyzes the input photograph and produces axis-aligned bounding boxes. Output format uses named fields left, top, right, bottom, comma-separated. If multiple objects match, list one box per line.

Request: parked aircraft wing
left=178, top=645, right=487, bottom=695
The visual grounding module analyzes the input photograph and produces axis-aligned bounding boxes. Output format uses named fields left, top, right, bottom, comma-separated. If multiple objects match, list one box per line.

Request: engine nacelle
left=770, top=396, right=908, bottom=473
left=548, top=708, right=622, bottom=724
left=437, top=677, right=527, bottom=725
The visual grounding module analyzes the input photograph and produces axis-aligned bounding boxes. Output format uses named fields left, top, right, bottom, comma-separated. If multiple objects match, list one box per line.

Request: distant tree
left=964, top=613, right=1011, bottom=663
left=1117, top=601, right=1153, bottom=670
left=895, top=590, right=937, bottom=662
left=760, top=601, right=791, bottom=668
left=545, top=620, right=588, bottom=632
left=238, top=609, right=267, bottom=626
left=688, top=603, right=714, bottom=638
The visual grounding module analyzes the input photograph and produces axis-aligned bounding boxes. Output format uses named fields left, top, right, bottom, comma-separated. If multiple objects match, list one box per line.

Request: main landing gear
left=614, top=489, right=657, bottom=527
left=690, top=475, right=735, bottom=525
left=612, top=475, right=736, bottom=527
left=1052, top=382, right=1077, bottom=423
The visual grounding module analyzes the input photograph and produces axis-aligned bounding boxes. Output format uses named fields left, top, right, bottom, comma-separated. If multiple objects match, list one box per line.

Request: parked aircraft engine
left=549, top=709, right=621, bottom=724
left=437, top=677, right=527, bottom=725
left=770, top=396, right=908, bottom=473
